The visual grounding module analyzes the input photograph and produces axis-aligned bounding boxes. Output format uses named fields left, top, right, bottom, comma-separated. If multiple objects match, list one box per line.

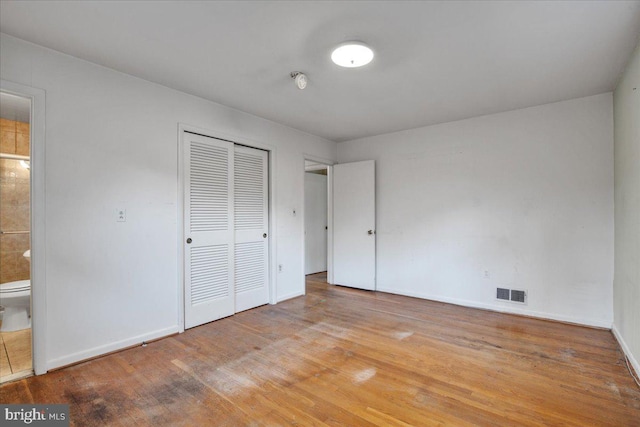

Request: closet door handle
left=263, top=233, right=267, bottom=238
left=186, top=238, right=192, bottom=244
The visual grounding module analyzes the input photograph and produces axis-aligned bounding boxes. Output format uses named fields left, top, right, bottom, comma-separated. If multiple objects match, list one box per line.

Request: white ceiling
left=1, top=1, right=639, bottom=142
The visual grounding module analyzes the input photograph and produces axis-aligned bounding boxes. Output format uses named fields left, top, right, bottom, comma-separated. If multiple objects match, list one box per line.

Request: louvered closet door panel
left=184, top=133, right=234, bottom=329
left=234, top=145, right=269, bottom=313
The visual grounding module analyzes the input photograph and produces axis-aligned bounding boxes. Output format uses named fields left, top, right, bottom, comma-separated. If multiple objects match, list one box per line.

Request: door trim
left=177, top=123, right=277, bottom=333
left=1, top=80, right=47, bottom=375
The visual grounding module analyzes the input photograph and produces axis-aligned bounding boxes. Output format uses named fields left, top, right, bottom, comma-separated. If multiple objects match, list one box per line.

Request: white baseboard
left=612, top=324, right=640, bottom=379
left=46, top=325, right=180, bottom=371
left=376, top=286, right=612, bottom=329
left=276, top=290, right=305, bottom=303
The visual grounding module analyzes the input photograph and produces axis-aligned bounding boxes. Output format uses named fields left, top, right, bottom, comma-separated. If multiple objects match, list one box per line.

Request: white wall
left=304, top=172, right=328, bottom=274
left=338, top=94, right=614, bottom=327
left=0, top=34, right=336, bottom=370
left=613, top=41, right=640, bottom=373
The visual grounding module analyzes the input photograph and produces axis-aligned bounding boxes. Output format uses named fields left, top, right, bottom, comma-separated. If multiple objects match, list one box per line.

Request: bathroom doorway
left=0, top=92, right=33, bottom=383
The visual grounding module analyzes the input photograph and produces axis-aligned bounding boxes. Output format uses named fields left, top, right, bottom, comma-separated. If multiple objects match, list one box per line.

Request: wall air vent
left=496, top=288, right=510, bottom=300
left=496, top=288, right=527, bottom=304
left=510, top=289, right=526, bottom=303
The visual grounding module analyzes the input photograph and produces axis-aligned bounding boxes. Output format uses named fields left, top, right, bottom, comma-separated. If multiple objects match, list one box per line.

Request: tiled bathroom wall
left=0, top=118, right=30, bottom=284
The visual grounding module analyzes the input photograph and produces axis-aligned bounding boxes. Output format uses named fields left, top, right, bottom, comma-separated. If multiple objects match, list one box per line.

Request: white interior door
left=305, top=172, right=328, bottom=274
left=184, top=133, right=234, bottom=328
left=333, top=160, right=376, bottom=290
left=234, top=145, right=269, bottom=313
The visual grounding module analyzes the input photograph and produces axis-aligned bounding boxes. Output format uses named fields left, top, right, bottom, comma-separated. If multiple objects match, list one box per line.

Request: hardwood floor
left=1, top=273, right=639, bottom=426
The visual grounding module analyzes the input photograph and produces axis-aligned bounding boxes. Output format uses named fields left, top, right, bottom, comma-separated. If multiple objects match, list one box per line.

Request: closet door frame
left=177, top=124, right=277, bottom=333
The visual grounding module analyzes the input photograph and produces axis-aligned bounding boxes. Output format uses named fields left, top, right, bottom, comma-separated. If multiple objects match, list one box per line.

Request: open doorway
left=304, top=158, right=377, bottom=293
left=304, top=160, right=330, bottom=289
left=0, top=91, right=33, bottom=383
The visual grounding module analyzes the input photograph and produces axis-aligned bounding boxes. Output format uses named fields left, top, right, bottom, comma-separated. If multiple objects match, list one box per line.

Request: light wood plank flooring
left=0, top=326, right=32, bottom=383
left=1, top=273, right=639, bottom=426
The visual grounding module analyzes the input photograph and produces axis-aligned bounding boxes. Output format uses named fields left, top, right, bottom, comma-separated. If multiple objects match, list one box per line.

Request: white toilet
left=0, top=250, right=31, bottom=332
left=0, top=280, right=31, bottom=332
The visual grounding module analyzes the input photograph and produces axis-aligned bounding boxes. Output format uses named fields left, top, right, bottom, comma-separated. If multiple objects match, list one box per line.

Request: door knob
left=367, top=230, right=374, bottom=235
left=186, top=238, right=192, bottom=244
left=263, top=233, right=267, bottom=238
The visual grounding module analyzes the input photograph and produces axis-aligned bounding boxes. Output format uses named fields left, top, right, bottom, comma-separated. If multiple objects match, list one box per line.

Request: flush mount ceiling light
left=331, top=42, right=374, bottom=68
left=290, top=71, right=308, bottom=90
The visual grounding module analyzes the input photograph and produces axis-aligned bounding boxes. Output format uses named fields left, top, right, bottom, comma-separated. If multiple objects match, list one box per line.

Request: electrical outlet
left=484, top=270, right=490, bottom=279
left=278, top=264, right=283, bottom=272
left=116, top=208, right=126, bottom=222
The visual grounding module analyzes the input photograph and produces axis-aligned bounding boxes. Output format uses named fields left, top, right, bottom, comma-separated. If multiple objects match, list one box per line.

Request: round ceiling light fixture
left=331, top=42, right=374, bottom=68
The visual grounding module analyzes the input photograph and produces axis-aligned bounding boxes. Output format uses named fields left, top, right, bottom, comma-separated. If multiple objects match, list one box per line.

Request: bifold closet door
left=234, top=145, right=269, bottom=313
left=184, top=133, right=235, bottom=329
